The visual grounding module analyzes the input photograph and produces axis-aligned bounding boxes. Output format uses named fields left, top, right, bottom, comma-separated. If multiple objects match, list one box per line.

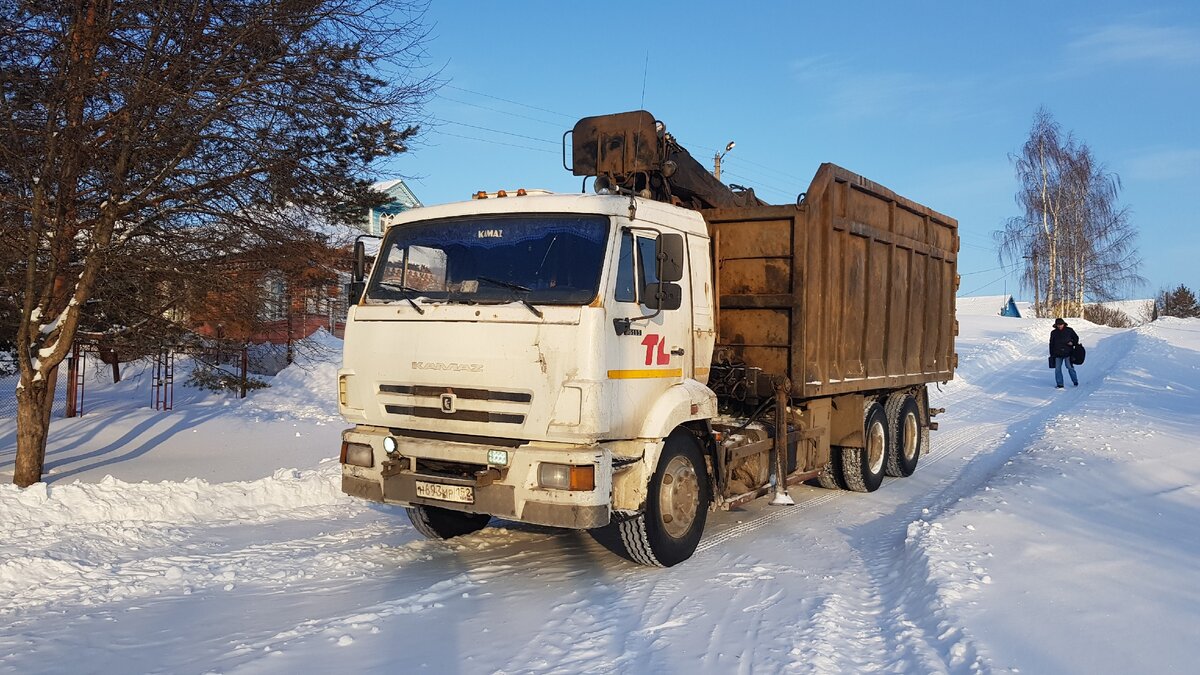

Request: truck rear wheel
left=841, top=402, right=888, bottom=492
left=617, top=431, right=711, bottom=567
left=816, top=455, right=844, bottom=490
left=406, top=504, right=491, bottom=540
left=884, top=394, right=922, bottom=477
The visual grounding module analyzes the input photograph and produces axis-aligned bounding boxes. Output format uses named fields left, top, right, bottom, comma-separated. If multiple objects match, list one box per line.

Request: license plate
left=415, top=480, right=475, bottom=504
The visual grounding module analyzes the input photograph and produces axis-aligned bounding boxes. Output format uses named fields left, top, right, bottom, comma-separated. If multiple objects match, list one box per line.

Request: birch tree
left=996, top=108, right=1141, bottom=317
left=1, top=0, right=432, bottom=487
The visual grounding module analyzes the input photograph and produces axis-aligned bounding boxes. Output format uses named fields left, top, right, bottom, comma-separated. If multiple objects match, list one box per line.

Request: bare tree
left=995, top=108, right=1142, bottom=318
left=1, top=0, right=433, bottom=487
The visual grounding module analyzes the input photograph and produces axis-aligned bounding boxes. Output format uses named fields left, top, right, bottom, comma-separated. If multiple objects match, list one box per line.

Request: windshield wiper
left=477, top=276, right=543, bottom=318
left=376, top=282, right=426, bottom=315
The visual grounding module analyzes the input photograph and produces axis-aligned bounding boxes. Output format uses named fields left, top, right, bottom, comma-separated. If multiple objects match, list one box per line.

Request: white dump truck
left=338, top=111, right=958, bottom=566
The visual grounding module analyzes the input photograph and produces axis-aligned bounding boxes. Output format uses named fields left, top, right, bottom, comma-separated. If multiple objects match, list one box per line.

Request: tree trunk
left=13, top=366, right=58, bottom=487
left=1032, top=254, right=1040, bottom=315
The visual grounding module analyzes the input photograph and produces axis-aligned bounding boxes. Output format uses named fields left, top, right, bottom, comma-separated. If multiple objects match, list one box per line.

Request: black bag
left=1071, top=344, right=1086, bottom=365
left=1048, top=356, right=1055, bottom=369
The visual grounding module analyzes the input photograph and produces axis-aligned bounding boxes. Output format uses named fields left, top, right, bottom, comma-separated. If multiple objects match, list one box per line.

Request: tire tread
left=816, top=459, right=843, bottom=490
left=405, top=504, right=490, bottom=540
left=884, top=393, right=906, bottom=477
left=617, top=515, right=664, bottom=567
left=408, top=505, right=441, bottom=539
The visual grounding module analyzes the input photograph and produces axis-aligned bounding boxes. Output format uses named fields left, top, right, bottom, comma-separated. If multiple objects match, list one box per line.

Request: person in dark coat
left=1049, top=317, right=1079, bottom=388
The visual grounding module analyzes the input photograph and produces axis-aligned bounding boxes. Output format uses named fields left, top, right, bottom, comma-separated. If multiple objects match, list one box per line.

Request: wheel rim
left=867, top=419, right=886, bottom=475
left=902, top=411, right=919, bottom=461
left=659, top=454, right=700, bottom=539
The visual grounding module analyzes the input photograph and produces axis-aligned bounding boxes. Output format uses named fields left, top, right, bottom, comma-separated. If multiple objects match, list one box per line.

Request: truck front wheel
left=617, top=431, right=711, bottom=567
left=406, top=504, right=491, bottom=540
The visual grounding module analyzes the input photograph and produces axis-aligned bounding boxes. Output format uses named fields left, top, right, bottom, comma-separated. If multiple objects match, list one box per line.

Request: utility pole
left=713, top=141, right=735, bottom=181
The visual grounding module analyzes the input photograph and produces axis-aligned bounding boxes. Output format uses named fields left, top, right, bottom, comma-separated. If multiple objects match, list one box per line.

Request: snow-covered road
left=2, top=315, right=1198, bottom=674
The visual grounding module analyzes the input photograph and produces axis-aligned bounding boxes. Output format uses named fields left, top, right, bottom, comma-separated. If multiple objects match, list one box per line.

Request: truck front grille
left=415, top=458, right=487, bottom=480
left=378, top=382, right=532, bottom=426
left=383, top=405, right=525, bottom=425
left=379, top=384, right=532, bottom=403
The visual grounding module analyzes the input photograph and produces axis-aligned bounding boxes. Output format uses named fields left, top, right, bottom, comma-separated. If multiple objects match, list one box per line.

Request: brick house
left=195, top=180, right=421, bottom=365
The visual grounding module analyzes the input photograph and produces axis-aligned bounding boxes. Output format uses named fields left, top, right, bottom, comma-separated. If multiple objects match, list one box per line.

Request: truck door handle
left=671, top=347, right=685, bottom=356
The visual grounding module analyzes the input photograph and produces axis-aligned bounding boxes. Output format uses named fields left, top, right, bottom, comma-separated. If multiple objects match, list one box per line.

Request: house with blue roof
left=365, top=179, right=422, bottom=235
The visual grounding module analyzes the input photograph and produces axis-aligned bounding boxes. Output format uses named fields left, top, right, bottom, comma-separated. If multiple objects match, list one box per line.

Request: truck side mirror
left=353, top=240, right=366, bottom=282
left=643, top=281, right=682, bottom=311
left=655, top=233, right=685, bottom=282
left=347, top=281, right=365, bottom=305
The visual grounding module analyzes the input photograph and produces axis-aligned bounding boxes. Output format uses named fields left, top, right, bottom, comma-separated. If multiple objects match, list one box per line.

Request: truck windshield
left=364, top=214, right=610, bottom=306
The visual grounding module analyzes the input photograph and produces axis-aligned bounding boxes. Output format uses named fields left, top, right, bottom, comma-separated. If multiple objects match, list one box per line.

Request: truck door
left=605, top=227, right=693, bottom=439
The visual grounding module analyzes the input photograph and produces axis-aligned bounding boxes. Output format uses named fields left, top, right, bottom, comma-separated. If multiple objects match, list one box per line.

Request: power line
left=437, top=94, right=566, bottom=129
left=444, top=85, right=576, bottom=120
left=960, top=262, right=1020, bottom=276
left=720, top=155, right=809, bottom=184
left=433, top=118, right=558, bottom=145
left=676, top=136, right=809, bottom=190
left=962, top=271, right=1014, bottom=296
left=720, top=162, right=803, bottom=194
left=436, top=131, right=558, bottom=155
left=959, top=231, right=997, bottom=245
left=720, top=170, right=795, bottom=202
left=959, top=241, right=995, bottom=252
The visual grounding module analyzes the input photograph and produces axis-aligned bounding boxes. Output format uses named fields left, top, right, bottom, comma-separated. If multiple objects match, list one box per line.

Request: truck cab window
left=636, top=235, right=662, bottom=310
left=615, top=231, right=637, bottom=302
left=614, top=232, right=667, bottom=307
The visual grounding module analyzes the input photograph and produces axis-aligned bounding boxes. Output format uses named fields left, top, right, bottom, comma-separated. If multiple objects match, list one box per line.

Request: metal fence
left=0, top=365, right=72, bottom=422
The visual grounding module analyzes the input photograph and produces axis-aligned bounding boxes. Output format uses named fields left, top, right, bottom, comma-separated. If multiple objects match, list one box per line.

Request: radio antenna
left=640, top=52, right=649, bottom=109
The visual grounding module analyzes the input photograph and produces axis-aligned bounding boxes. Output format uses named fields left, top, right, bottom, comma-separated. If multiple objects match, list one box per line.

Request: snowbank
left=0, top=464, right=347, bottom=529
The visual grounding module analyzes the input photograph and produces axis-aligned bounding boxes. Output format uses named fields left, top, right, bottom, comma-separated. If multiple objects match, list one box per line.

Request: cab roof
left=380, top=193, right=710, bottom=238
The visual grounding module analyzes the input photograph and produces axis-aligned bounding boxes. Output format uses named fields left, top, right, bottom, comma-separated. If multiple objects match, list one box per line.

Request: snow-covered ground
left=2, top=310, right=1198, bottom=674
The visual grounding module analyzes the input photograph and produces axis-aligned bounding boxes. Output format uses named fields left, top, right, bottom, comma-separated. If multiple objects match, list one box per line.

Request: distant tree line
left=995, top=108, right=1143, bottom=318
left=1156, top=284, right=1199, bottom=319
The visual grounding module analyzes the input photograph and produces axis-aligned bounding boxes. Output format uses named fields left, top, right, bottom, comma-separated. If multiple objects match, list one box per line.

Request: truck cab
left=338, top=192, right=716, bottom=562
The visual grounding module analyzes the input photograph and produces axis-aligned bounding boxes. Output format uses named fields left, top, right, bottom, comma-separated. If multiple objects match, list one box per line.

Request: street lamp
left=713, top=141, right=735, bottom=181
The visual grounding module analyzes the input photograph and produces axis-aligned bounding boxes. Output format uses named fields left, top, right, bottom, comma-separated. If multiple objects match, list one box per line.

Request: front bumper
left=341, top=426, right=612, bottom=530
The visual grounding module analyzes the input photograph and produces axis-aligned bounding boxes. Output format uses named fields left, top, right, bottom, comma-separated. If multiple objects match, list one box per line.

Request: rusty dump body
left=707, top=164, right=959, bottom=401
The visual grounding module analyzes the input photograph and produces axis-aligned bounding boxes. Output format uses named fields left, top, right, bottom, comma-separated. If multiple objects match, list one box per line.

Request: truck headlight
left=341, top=441, right=374, bottom=468
left=537, top=463, right=595, bottom=491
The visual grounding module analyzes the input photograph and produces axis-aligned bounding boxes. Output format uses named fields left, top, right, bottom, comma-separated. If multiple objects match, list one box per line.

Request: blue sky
left=381, top=1, right=1199, bottom=300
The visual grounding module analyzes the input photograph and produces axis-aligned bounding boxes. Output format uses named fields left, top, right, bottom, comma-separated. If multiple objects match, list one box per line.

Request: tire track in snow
left=680, top=325, right=1134, bottom=673
left=836, top=327, right=1139, bottom=674
left=217, top=562, right=523, bottom=670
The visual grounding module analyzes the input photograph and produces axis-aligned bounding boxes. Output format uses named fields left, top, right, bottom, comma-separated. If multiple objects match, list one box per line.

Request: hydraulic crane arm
left=567, top=110, right=765, bottom=210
